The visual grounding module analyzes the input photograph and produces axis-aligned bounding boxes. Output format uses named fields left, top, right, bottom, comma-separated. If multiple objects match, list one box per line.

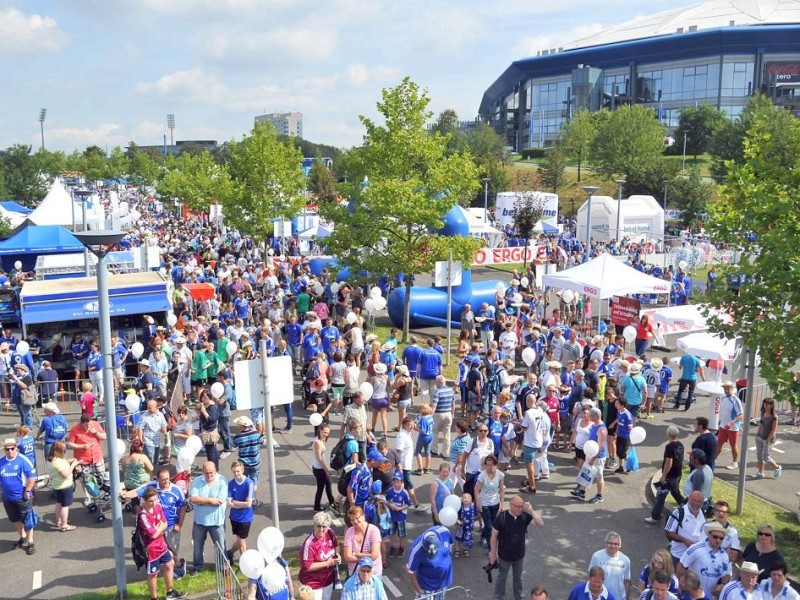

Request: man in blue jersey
left=0, top=438, right=37, bottom=554
left=567, top=566, right=617, bottom=600
left=417, top=339, right=442, bottom=404
left=401, top=337, right=423, bottom=397
left=284, top=313, right=303, bottom=373
left=407, top=525, right=454, bottom=599
left=121, top=467, right=187, bottom=578
left=36, top=402, right=68, bottom=460
left=320, top=318, right=340, bottom=360
left=226, top=461, right=255, bottom=564
left=232, top=416, right=264, bottom=508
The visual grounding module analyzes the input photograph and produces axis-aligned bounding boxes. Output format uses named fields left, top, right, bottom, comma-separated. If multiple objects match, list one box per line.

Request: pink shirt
left=299, top=529, right=339, bottom=589
left=140, top=503, right=169, bottom=561
left=343, top=524, right=383, bottom=576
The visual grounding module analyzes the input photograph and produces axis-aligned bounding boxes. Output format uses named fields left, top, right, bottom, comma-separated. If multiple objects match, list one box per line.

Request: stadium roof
left=563, top=0, right=800, bottom=51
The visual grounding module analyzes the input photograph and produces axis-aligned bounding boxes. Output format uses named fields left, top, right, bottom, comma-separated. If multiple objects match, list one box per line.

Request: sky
left=0, top=0, right=701, bottom=154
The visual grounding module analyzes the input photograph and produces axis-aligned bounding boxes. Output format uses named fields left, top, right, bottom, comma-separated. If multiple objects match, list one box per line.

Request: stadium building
left=479, top=0, right=800, bottom=150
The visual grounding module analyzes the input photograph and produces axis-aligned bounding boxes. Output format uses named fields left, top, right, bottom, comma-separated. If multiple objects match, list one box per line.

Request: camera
left=483, top=561, right=499, bottom=583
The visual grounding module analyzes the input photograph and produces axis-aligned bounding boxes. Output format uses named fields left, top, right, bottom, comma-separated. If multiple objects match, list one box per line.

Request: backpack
left=665, top=505, right=685, bottom=530
left=131, top=515, right=148, bottom=571
left=487, top=370, right=502, bottom=396
left=374, top=497, right=392, bottom=535
left=330, top=435, right=352, bottom=471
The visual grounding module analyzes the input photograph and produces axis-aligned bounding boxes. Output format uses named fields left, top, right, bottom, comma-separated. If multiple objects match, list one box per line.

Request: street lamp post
left=582, top=185, right=599, bottom=263
left=663, top=179, right=670, bottom=210
left=73, top=230, right=127, bottom=600
left=39, top=109, right=47, bottom=150
left=615, top=179, right=625, bottom=242
left=481, top=177, right=491, bottom=223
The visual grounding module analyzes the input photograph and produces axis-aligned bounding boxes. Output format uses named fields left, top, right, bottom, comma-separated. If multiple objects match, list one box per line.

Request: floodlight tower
left=167, top=114, right=175, bottom=146
left=39, top=109, right=47, bottom=150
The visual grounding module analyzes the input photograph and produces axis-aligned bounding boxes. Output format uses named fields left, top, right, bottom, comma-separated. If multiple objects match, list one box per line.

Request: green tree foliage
left=708, top=95, right=794, bottom=183
left=157, top=150, right=231, bottom=212
left=307, top=150, right=338, bottom=202
left=32, top=148, right=67, bottom=179
left=279, top=136, right=342, bottom=167
left=320, top=77, right=480, bottom=341
left=511, top=193, right=546, bottom=269
left=625, top=159, right=680, bottom=199
left=667, top=168, right=714, bottom=227
left=81, top=145, right=108, bottom=181
left=673, top=105, right=727, bottom=160
left=704, top=107, right=800, bottom=395
left=127, top=143, right=162, bottom=185
left=538, top=139, right=569, bottom=193
left=106, top=146, right=130, bottom=180
left=0, top=144, right=47, bottom=206
left=590, top=105, right=666, bottom=182
left=223, top=122, right=306, bottom=250
left=463, top=123, right=509, bottom=196
left=561, top=109, right=597, bottom=182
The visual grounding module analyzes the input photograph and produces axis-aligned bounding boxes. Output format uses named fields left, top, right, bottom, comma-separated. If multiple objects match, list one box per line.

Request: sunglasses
left=758, top=532, right=773, bottom=537
left=710, top=535, right=725, bottom=541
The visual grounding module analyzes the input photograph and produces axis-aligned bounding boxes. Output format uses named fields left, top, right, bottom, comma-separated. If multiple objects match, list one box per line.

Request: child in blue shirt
left=455, top=492, right=477, bottom=557
left=657, top=356, right=673, bottom=413
left=385, top=473, right=411, bottom=559
left=414, top=404, right=434, bottom=474
left=227, top=461, right=255, bottom=563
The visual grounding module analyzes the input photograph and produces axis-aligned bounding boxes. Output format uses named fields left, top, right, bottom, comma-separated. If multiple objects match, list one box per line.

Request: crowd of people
left=0, top=187, right=797, bottom=600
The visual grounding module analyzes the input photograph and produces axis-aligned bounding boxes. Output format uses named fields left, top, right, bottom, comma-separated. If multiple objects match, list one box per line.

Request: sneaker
left=389, top=547, right=397, bottom=559
left=753, top=472, right=765, bottom=479
left=25, top=543, right=36, bottom=555
left=614, top=468, right=626, bottom=474
left=225, top=549, right=234, bottom=564
left=329, top=502, right=340, bottom=513
left=644, top=414, right=655, bottom=420
left=188, top=568, right=202, bottom=577
left=588, top=495, right=605, bottom=504
left=396, top=548, right=405, bottom=558
left=220, top=452, right=231, bottom=460
left=283, top=427, right=293, bottom=433
left=644, top=517, right=659, bottom=524
left=166, top=590, right=188, bottom=599
left=570, top=489, right=585, bottom=499
left=775, top=466, right=783, bottom=479
left=725, top=462, right=739, bottom=470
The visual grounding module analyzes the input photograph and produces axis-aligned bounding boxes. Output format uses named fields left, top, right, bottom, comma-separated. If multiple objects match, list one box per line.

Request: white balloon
left=346, top=312, right=357, bottom=324
left=309, top=413, right=323, bottom=427
left=239, top=549, right=266, bottom=579
left=562, top=289, right=575, bottom=303
left=210, top=382, right=225, bottom=399
left=370, top=287, right=382, bottom=299
left=166, top=313, right=178, bottom=327
left=330, top=282, right=340, bottom=294
left=359, top=382, right=374, bottom=398
left=313, top=281, right=324, bottom=296
left=521, top=347, right=536, bottom=367
left=438, top=506, right=458, bottom=527
left=226, top=341, right=238, bottom=357
left=177, top=447, right=195, bottom=471
left=131, top=342, right=144, bottom=359
left=512, top=293, right=523, bottom=305
left=261, top=561, right=286, bottom=593
left=622, top=325, right=637, bottom=344
left=115, top=439, right=126, bottom=456
left=124, top=394, right=140, bottom=413
left=495, top=282, right=506, bottom=293
left=15, top=341, right=30, bottom=357
left=373, top=297, right=387, bottom=311
left=678, top=260, right=688, bottom=270
left=257, top=527, right=285, bottom=563
left=14, top=261, right=22, bottom=270
left=159, top=267, right=167, bottom=277
left=443, top=494, right=462, bottom=512
left=186, top=435, right=203, bottom=455
left=630, top=426, right=647, bottom=445
left=520, top=277, right=529, bottom=288
left=583, top=440, right=599, bottom=459
left=364, top=298, right=376, bottom=313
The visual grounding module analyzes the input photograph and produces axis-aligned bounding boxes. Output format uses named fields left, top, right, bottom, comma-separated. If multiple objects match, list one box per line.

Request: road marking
left=748, top=440, right=786, bottom=454
left=32, top=570, right=42, bottom=590
left=382, top=575, right=402, bottom=597
left=331, top=517, right=343, bottom=527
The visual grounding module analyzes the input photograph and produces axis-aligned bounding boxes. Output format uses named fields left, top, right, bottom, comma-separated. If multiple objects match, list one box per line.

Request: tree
left=32, top=148, right=67, bottom=179
left=667, top=168, right=714, bottom=227
left=157, top=150, right=231, bottom=213
left=674, top=105, right=727, bottom=160
left=106, top=146, right=130, bottom=180
left=430, top=109, right=460, bottom=137
left=511, top=193, right=546, bottom=269
left=320, top=77, right=480, bottom=342
left=223, top=122, right=306, bottom=252
left=704, top=105, right=800, bottom=396
left=307, top=150, right=338, bottom=202
left=590, top=105, right=665, bottom=182
left=128, top=146, right=161, bottom=185
left=0, top=144, right=47, bottom=206
left=538, top=139, right=569, bottom=193
left=463, top=123, right=509, bottom=196
left=561, top=109, right=596, bottom=182
left=81, top=145, right=107, bottom=181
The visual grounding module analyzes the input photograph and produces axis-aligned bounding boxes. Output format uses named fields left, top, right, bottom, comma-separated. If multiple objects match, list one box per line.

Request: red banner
left=611, top=295, right=641, bottom=327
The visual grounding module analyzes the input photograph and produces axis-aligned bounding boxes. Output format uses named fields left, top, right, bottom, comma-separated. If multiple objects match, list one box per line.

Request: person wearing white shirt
left=664, top=491, right=706, bottom=569
left=498, top=323, right=518, bottom=363
left=718, top=560, right=760, bottom=600
left=589, top=532, right=631, bottom=600
left=755, top=561, right=800, bottom=600
left=519, top=395, right=545, bottom=494
left=678, top=522, right=732, bottom=598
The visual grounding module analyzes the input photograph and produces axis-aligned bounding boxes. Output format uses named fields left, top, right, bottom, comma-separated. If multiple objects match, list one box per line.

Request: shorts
left=616, top=437, right=630, bottom=460
left=402, top=469, right=415, bottom=490
left=244, top=463, right=261, bottom=485
left=371, top=397, right=389, bottom=410
left=575, top=448, right=586, bottom=461
left=646, top=387, right=657, bottom=399
left=397, top=399, right=411, bottom=410
left=391, top=520, right=407, bottom=538
left=231, top=520, right=252, bottom=539
left=628, top=404, right=641, bottom=419
left=592, top=457, right=606, bottom=479
left=250, top=408, right=265, bottom=425
left=76, top=359, right=88, bottom=371
left=718, top=428, right=740, bottom=446
left=522, top=445, right=539, bottom=464
left=560, top=415, right=572, bottom=433
left=2, top=498, right=30, bottom=524
left=755, top=436, right=774, bottom=463
left=467, top=392, right=481, bottom=413
left=147, top=549, right=173, bottom=575
left=56, top=487, right=74, bottom=507
left=332, top=384, right=345, bottom=401
left=415, top=438, right=432, bottom=457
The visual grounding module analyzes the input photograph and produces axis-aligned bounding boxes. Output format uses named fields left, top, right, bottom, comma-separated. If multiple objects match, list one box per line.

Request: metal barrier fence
left=1, top=376, right=140, bottom=418
left=417, top=586, right=472, bottom=600
left=214, top=542, right=246, bottom=600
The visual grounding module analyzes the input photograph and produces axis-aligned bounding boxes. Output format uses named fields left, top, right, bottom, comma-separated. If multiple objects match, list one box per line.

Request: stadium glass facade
left=480, top=25, right=800, bottom=150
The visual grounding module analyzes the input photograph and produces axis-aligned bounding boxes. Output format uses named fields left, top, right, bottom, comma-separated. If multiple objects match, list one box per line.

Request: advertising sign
left=471, top=245, right=546, bottom=266
left=494, top=191, right=559, bottom=229
left=766, top=61, right=800, bottom=85
left=611, top=295, right=641, bottom=327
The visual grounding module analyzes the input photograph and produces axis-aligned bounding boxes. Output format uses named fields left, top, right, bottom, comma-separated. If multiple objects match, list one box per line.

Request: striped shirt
left=233, top=428, right=264, bottom=468
left=432, top=386, right=455, bottom=414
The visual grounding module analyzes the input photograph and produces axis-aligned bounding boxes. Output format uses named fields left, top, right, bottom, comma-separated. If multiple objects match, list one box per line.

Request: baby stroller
left=78, top=463, right=114, bottom=523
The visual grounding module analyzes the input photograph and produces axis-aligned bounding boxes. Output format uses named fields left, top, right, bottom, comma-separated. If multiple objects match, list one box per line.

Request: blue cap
left=422, top=532, right=440, bottom=558
left=371, top=481, right=383, bottom=494
left=392, top=471, right=404, bottom=481
left=367, top=448, right=388, bottom=463
left=357, top=556, right=374, bottom=569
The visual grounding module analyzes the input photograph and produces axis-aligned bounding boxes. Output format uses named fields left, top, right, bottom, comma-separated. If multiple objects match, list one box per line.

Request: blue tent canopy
left=0, top=201, right=33, bottom=215
left=0, top=224, right=85, bottom=272
left=20, top=272, right=170, bottom=325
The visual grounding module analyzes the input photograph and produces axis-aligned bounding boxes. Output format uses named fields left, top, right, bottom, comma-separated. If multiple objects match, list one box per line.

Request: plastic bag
left=576, top=465, right=594, bottom=487
left=625, top=446, right=640, bottom=472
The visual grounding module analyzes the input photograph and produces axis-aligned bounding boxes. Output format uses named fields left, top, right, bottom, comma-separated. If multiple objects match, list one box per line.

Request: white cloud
left=511, top=23, right=604, bottom=59
left=345, top=64, right=402, bottom=88
left=48, top=123, right=121, bottom=145
left=0, top=8, right=69, bottom=53
left=203, top=22, right=337, bottom=65
left=415, top=8, right=482, bottom=55
left=132, top=120, right=166, bottom=140
left=134, top=69, right=226, bottom=103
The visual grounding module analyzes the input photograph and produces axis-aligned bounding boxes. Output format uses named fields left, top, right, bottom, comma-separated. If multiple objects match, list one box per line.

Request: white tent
left=0, top=206, right=29, bottom=229
left=576, top=194, right=664, bottom=242
left=651, top=304, right=710, bottom=331
left=542, top=252, right=671, bottom=299
left=676, top=332, right=739, bottom=361
left=27, top=179, right=104, bottom=228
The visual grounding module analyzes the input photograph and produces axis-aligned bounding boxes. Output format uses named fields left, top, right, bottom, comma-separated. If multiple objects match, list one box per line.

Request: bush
left=520, top=149, right=546, bottom=160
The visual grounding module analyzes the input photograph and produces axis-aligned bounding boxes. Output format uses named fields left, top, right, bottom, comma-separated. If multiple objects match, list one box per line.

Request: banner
left=472, top=245, right=546, bottom=266
left=494, top=191, right=559, bottom=229
left=611, top=295, right=640, bottom=327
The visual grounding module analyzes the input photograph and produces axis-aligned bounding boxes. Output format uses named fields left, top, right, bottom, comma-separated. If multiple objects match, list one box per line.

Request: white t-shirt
left=680, top=541, right=731, bottom=598
left=395, top=429, right=414, bottom=471
left=476, top=469, right=505, bottom=507
left=464, top=437, right=494, bottom=474
left=664, top=506, right=706, bottom=559
left=498, top=331, right=518, bottom=352
left=521, top=407, right=545, bottom=449
left=589, top=549, right=631, bottom=600
left=643, top=368, right=660, bottom=394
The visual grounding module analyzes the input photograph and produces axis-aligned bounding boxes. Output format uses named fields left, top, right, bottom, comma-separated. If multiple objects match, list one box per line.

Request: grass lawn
left=662, top=152, right=713, bottom=178
left=368, top=322, right=460, bottom=382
